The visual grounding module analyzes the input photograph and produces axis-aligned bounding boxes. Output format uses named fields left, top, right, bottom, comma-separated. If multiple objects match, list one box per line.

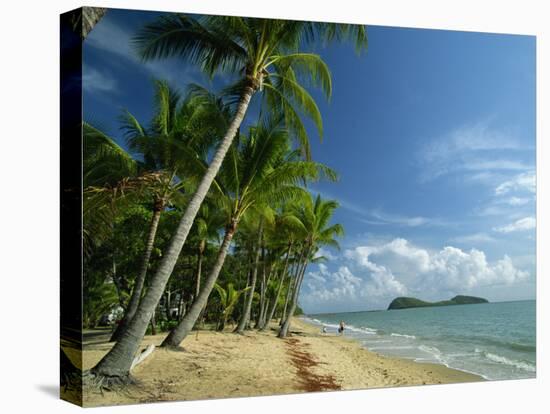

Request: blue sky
left=84, top=9, right=536, bottom=313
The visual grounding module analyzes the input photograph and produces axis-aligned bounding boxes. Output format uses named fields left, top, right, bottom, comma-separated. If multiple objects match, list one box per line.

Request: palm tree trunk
left=110, top=206, right=162, bottom=342
left=177, top=289, right=185, bottom=321
left=194, top=240, right=205, bottom=302
left=280, top=248, right=304, bottom=324
left=150, top=312, right=157, bottom=336
left=91, top=85, right=256, bottom=380
left=236, top=222, right=263, bottom=333
left=257, top=263, right=274, bottom=328
left=279, top=274, right=292, bottom=325
left=279, top=246, right=310, bottom=338
left=110, top=255, right=126, bottom=309
left=160, top=221, right=238, bottom=348
left=254, top=249, right=267, bottom=328
left=165, top=287, right=172, bottom=320
left=261, top=244, right=292, bottom=330
left=240, top=255, right=253, bottom=317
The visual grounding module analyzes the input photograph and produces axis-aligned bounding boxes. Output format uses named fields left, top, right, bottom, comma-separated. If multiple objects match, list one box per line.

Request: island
left=387, top=295, right=488, bottom=310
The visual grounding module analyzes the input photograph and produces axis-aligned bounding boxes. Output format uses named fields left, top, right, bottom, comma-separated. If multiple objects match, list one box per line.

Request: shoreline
left=297, top=316, right=488, bottom=381
left=74, top=317, right=483, bottom=407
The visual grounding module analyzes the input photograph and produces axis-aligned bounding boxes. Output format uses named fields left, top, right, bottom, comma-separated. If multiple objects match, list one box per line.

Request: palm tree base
left=85, top=369, right=135, bottom=390
left=159, top=343, right=186, bottom=352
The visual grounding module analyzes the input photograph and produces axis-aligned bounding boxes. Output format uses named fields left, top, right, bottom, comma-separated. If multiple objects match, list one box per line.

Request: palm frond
left=133, top=14, right=247, bottom=76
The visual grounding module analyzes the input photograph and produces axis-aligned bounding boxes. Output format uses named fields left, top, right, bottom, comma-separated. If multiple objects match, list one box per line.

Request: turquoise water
left=305, top=300, right=535, bottom=380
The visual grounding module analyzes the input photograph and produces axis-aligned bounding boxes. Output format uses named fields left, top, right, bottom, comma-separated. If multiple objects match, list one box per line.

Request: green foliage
left=293, top=305, right=304, bottom=316
left=134, top=15, right=367, bottom=159
left=82, top=14, right=369, bottom=337
left=388, top=295, right=489, bottom=310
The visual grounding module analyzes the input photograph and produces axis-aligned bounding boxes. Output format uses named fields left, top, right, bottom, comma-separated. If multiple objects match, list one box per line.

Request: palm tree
left=108, top=171, right=175, bottom=341
left=82, top=122, right=138, bottom=258
left=189, top=203, right=225, bottom=304
left=91, top=15, right=365, bottom=382
left=258, top=210, right=302, bottom=330
left=89, top=81, right=229, bottom=341
left=234, top=210, right=269, bottom=333
left=279, top=194, right=343, bottom=338
left=161, top=118, right=336, bottom=348
left=214, top=283, right=251, bottom=331
left=110, top=80, right=231, bottom=341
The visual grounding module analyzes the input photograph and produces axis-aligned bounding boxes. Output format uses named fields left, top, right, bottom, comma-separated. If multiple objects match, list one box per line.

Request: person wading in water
left=338, top=320, right=346, bottom=335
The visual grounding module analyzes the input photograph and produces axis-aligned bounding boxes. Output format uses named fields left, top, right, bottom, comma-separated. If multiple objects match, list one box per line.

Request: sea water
left=305, top=300, right=535, bottom=380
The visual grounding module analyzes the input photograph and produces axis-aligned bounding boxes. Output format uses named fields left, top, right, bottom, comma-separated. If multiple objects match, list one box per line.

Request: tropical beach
left=61, top=5, right=535, bottom=408
left=63, top=317, right=480, bottom=406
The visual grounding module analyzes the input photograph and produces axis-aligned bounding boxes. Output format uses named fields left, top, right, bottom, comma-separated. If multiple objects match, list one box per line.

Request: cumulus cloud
left=494, top=217, right=536, bottom=233
left=300, top=238, right=528, bottom=312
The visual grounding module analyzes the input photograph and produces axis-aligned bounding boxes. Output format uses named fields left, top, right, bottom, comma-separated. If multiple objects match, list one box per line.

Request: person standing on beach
left=338, top=320, right=345, bottom=335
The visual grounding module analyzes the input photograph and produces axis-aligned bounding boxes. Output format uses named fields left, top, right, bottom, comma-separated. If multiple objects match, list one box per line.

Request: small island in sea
left=387, top=295, right=488, bottom=310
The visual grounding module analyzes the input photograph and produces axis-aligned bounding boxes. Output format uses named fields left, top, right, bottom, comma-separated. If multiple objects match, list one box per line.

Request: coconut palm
left=91, top=16, right=364, bottom=382
left=279, top=194, right=343, bottom=338
left=257, top=210, right=303, bottom=330
left=234, top=209, right=270, bottom=334
left=214, top=283, right=251, bottom=331
left=110, top=80, right=231, bottom=341
left=82, top=122, right=139, bottom=258
left=189, top=202, right=225, bottom=303
left=160, top=117, right=336, bottom=348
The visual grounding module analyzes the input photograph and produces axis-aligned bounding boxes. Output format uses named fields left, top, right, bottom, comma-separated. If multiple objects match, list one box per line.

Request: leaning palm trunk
left=260, top=244, right=292, bottom=330
left=194, top=240, right=205, bottom=302
left=110, top=205, right=162, bottom=342
left=161, top=221, right=238, bottom=347
left=279, top=246, right=310, bottom=338
left=236, top=223, right=263, bottom=333
left=91, top=85, right=255, bottom=381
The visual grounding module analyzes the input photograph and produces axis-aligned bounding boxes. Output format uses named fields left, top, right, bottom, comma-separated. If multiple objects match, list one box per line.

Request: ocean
left=305, top=300, right=536, bottom=381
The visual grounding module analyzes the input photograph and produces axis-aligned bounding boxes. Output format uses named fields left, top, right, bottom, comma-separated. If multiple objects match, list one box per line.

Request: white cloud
left=418, top=121, right=533, bottom=183
left=304, top=265, right=369, bottom=305
left=367, top=210, right=430, bottom=227
left=85, top=15, right=204, bottom=91
left=450, top=232, right=496, bottom=244
left=315, top=247, right=338, bottom=261
left=495, top=171, right=536, bottom=195
left=312, top=188, right=446, bottom=229
left=462, top=160, right=530, bottom=172
left=83, top=66, right=117, bottom=95
left=503, top=196, right=530, bottom=206
left=494, top=217, right=536, bottom=233
left=300, top=238, right=528, bottom=312
left=86, top=16, right=136, bottom=60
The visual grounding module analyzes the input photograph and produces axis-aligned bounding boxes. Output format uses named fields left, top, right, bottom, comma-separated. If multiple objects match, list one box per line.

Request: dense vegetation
left=387, top=295, right=489, bottom=310
left=78, top=11, right=369, bottom=385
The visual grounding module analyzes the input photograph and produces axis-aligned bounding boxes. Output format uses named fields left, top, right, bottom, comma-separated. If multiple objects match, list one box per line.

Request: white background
left=0, top=0, right=547, bottom=412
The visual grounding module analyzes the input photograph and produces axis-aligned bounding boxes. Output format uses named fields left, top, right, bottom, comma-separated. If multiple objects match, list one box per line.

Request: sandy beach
left=64, top=318, right=483, bottom=406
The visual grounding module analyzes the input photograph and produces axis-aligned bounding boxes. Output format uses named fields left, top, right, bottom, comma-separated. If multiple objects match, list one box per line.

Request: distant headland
left=387, top=295, right=488, bottom=310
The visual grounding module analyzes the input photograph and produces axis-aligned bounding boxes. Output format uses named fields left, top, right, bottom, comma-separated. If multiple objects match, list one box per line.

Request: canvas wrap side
left=60, top=7, right=84, bottom=406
